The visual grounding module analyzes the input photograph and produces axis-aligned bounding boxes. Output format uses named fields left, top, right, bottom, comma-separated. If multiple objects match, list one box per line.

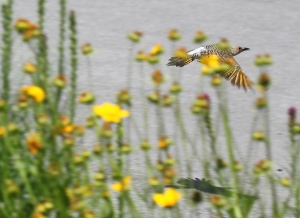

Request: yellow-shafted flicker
left=167, top=44, right=253, bottom=91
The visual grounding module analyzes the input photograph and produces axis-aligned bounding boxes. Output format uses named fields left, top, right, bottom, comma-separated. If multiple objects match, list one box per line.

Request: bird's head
left=232, top=46, right=250, bottom=56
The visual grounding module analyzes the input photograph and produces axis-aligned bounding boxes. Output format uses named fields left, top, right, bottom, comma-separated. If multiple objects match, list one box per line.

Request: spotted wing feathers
left=222, top=58, right=253, bottom=91
left=167, top=56, right=194, bottom=67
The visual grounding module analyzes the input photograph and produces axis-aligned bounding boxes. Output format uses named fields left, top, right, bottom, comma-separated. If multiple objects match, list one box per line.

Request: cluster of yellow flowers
left=14, top=18, right=40, bottom=41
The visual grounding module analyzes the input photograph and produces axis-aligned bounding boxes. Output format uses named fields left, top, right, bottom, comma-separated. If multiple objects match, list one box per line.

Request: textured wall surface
left=10, top=0, right=300, bottom=216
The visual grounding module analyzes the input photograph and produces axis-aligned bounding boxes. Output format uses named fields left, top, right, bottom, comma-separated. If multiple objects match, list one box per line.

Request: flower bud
left=147, top=54, right=159, bottom=64
left=135, top=51, right=148, bottom=62
left=209, top=195, right=227, bottom=208
left=169, top=81, right=182, bottom=94
left=193, top=31, right=208, bottom=43
left=216, top=158, right=227, bottom=169
left=158, top=136, right=172, bottom=149
left=288, top=107, right=296, bottom=126
left=106, top=143, right=116, bottom=153
left=93, top=143, right=102, bottom=155
left=162, top=167, right=176, bottom=179
left=150, top=44, right=163, bottom=56
left=210, top=75, right=222, bottom=87
left=0, top=126, right=7, bottom=138
left=8, top=123, right=19, bottom=133
left=165, top=155, right=176, bottom=166
left=156, top=160, right=164, bottom=171
left=162, top=95, right=175, bottom=107
left=252, top=130, right=265, bottom=141
left=85, top=116, right=96, bottom=128
left=0, top=99, right=5, bottom=110
left=37, top=114, right=50, bottom=125
left=257, top=72, right=271, bottom=89
left=174, top=47, right=187, bottom=58
left=191, top=191, right=203, bottom=204
left=63, top=135, right=75, bottom=147
left=253, top=159, right=271, bottom=175
left=292, top=124, right=300, bottom=134
left=234, top=161, right=243, bottom=171
left=216, top=38, right=231, bottom=50
left=94, top=171, right=106, bottom=181
left=23, top=62, right=36, bottom=74
left=147, top=92, right=160, bottom=104
left=78, top=91, right=95, bottom=104
left=140, top=139, right=152, bottom=151
left=53, top=74, right=67, bottom=88
left=254, top=54, right=272, bottom=66
left=81, top=43, right=93, bottom=55
left=127, top=30, right=143, bottom=43
left=116, top=89, right=131, bottom=105
left=149, top=177, right=160, bottom=187
left=280, top=177, right=291, bottom=187
left=120, top=144, right=132, bottom=154
left=168, top=29, right=181, bottom=41
left=255, top=97, right=267, bottom=109
left=152, top=70, right=164, bottom=85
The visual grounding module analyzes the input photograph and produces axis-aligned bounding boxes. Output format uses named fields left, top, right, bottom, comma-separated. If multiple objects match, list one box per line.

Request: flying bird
left=166, top=178, right=258, bottom=200
left=167, top=44, right=253, bottom=91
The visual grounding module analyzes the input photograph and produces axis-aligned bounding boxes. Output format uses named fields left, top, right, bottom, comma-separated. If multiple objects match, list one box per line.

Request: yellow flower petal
left=21, top=85, right=45, bottom=103
left=153, top=188, right=181, bottom=208
left=93, top=102, right=130, bottom=123
left=153, top=193, right=166, bottom=207
left=164, top=188, right=182, bottom=206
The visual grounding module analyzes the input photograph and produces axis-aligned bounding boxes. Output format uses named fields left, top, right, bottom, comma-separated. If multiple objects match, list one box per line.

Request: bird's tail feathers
left=167, top=56, right=193, bottom=67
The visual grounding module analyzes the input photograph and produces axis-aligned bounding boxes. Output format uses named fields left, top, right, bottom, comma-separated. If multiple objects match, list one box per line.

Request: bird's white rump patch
left=187, top=46, right=206, bottom=56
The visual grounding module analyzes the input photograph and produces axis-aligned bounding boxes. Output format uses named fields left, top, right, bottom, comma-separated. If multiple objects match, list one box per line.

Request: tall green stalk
left=263, top=91, right=278, bottom=216
left=69, top=11, right=78, bottom=121
left=217, top=86, right=242, bottom=218
left=1, top=0, right=13, bottom=113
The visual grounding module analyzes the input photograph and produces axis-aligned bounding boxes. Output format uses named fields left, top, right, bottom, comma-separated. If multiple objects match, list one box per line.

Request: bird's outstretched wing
left=166, top=178, right=259, bottom=200
left=167, top=47, right=203, bottom=67
left=220, top=57, right=253, bottom=91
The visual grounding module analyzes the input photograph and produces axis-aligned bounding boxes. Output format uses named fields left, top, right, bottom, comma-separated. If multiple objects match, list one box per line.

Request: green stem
left=217, top=86, right=242, bottom=218
left=1, top=1, right=13, bottom=118
left=69, top=11, right=78, bottom=121
left=263, top=91, right=278, bottom=216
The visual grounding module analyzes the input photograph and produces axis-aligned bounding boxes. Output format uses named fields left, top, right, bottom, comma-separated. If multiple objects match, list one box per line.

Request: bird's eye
left=238, top=47, right=242, bottom=50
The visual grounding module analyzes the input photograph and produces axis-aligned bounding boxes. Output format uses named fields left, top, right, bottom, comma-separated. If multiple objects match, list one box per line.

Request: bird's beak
left=243, top=47, right=250, bottom=51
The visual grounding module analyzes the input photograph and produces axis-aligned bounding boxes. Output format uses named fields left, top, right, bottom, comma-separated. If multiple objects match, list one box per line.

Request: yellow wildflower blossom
left=93, top=102, right=130, bottom=123
left=23, top=62, right=36, bottom=74
left=33, top=213, right=47, bottom=218
left=153, top=188, right=182, bottom=208
left=0, top=126, right=7, bottom=138
left=21, top=85, right=45, bottom=103
left=111, top=176, right=131, bottom=192
left=26, top=132, right=42, bottom=155
left=200, top=55, right=220, bottom=68
left=150, top=44, right=163, bottom=56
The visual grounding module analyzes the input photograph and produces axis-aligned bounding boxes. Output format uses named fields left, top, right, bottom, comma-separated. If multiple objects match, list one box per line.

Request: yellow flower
left=93, top=102, right=130, bottom=123
left=26, top=132, right=42, bottom=155
left=150, top=44, right=163, bottom=56
left=200, top=55, right=220, bottom=68
left=153, top=188, right=182, bottom=208
left=32, top=213, right=47, bottom=218
left=174, top=47, right=187, bottom=58
left=81, top=43, right=94, bottom=55
left=21, top=85, right=45, bottom=103
left=23, top=62, right=36, bottom=74
left=111, top=176, right=131, bottom=192
left=280, top=177, right=291, bottom=187
left=0, top=126, right=7, bottom=138
left=168, top=29, right=181, bottom=41
left=62, top=125, right=74, bottom=134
